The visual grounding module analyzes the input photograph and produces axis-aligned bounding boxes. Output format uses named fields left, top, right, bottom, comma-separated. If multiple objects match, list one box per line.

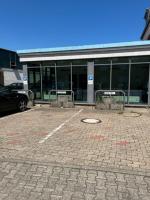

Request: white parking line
left=39, top=109, right=83, bottom=144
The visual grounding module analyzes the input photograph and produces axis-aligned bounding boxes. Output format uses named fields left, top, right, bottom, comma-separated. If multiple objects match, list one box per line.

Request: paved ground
left=1, top=160, right=150, bottom=200
left=0, top=105, right=150, bottom=199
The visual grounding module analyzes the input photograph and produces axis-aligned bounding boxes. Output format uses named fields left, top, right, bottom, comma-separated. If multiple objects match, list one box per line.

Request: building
left=0, top=48, right=23, bottom=85
left=141, top=8, right=150, bottom=40
left=18, top=41, right=150, bottom=106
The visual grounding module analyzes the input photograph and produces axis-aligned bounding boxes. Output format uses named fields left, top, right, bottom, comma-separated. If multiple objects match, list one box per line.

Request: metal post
left=87, top=61, right=94, bottom=104
left=110, top=60, right=112, bottom=90
left=148, top=64, right=150, bottom=107
left=55, top=63, right=57, bottom=90
left=128, top=60, right=131, bottom=104
left=71, top=63, right=72, bottom=91
left=40, top=63, right=43, bottom=100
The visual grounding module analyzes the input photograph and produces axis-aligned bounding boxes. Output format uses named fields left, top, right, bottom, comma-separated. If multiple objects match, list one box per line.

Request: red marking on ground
left=33, top=132, right=48, bottom=136
left=7, top=140, right=22, bottom=145
left=89, top=135, right=106, bottom=141
left=116, top=141, right=129, bottom=145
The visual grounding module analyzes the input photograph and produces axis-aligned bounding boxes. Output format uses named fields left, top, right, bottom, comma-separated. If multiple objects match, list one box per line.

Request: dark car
left=7, top=82, right=24, bottom=90
left=0, top=84, right=29, bottom=113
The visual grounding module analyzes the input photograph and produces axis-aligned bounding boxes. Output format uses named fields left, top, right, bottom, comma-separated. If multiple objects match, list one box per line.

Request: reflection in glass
left=94, top=65, right=110, bottom=90
left=72, top=66, right=87, bottom=101
left=42, top=67, right=56, bottom=100
left=130, top=64, right=149, bottom=104
left=57, top=67, right=71, bottom=90
left=28, top=68, right=41, bottom=99
left=94, top=58, right=111, bottom=65
left=112, top=64, right=129, bottom=102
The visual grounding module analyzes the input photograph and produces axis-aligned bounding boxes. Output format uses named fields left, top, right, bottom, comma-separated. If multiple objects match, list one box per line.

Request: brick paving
left=0, top=106, right=150, bottom=199
left=0, top=160, right=150, bottom=200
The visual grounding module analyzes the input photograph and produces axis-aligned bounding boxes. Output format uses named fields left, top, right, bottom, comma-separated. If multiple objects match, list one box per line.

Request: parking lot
left=0, top=106, right=150, bottom=199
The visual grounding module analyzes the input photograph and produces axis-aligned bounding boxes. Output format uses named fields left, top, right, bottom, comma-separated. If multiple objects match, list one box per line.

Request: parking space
left=0, top=106, right=150, bottom=199
left=0, top=106, right=150, bottom=173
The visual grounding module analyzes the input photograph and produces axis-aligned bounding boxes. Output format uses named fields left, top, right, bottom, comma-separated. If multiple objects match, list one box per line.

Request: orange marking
left=89, top=135, right=106, bottom=141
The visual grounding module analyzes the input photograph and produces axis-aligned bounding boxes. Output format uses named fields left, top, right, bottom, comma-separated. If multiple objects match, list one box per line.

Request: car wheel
left=18, top=99, right=27, bottom=112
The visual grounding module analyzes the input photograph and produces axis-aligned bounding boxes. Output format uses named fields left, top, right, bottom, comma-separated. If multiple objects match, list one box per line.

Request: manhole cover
left=81, top=118, right=101, bottom=124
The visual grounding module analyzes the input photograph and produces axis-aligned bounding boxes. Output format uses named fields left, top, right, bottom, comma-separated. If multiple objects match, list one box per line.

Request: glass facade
left=26, top=55, right=150, bottom=105
left=57, top=67, right=71, bottom=90
left=111, top=64, right=129, bottom=103
left=94, top=65, right=110, bottom=90
left=72, top=66, right=87, bottom=101
left=42, top=67, right=56, bottom=100
left=28, top=68, right=41, bottom=99
left=130, top=64, right=149, bottom=104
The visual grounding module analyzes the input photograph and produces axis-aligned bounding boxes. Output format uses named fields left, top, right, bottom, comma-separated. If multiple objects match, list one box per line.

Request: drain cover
left=81, top=118, right=101, bottom=124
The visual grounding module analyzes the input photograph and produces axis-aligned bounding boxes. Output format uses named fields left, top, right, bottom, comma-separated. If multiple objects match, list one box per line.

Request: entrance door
left=72, top=66, right=87, bottom=102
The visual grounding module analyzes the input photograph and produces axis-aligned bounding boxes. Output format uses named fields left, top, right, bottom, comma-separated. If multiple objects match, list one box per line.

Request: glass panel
left=112, top=57, right=129, bottom=64
left=42, top=67, right=56, bottom=100
left=72, top=59, right=87, bottom=66
left=112, top=64, right=129, bottom=103
left=130, top=64, right=149, bottom=104
left=26, top=62, right=41, bottom=67
left=28, top=68, right=41, bottom=99
left=56, top=60, right=71, bottom=66
left=72, top=66, right=87, bottom=101
left=131, top=56, right=150, bottom=63
left=94, top=65, right=110, bottom=90
left=57, top=67, right=71, bottom=90
left=94, top=58, right=111, bottom=65
left=41, top=61, right=56, bottom=66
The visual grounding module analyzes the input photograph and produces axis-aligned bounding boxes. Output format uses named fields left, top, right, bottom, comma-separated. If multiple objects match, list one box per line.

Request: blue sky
left=0, top=0, right=149, bottom=50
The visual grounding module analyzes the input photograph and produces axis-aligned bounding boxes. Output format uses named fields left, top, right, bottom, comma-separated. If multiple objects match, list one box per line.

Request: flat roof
left=17, top=41, right=150, bottom=54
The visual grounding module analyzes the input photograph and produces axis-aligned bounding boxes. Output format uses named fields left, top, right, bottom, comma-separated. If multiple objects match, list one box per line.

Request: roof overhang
left=18, top=41, right=150, bottom=62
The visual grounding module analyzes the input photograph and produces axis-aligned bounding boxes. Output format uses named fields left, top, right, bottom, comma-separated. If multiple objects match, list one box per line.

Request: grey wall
left=87, top=62, right=94, bottom=104
left=23, top=64, right=28, bottom=90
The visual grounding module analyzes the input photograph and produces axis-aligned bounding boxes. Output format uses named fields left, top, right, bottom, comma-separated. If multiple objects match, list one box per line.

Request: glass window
left=27, top=62, right=41, bottom=67
left=72, top=59, right=87, bottom=66
left=28, top=68, right=41, bottom=99
left=72, top=66, right=87, bottom=102
left=130, top=64, right=149, bottom=104
left=42, top=61, right=56, bottom=66
left=112, top=57, right=129, bottom=64
left=57, top=67, right=71, bottom=90
left=56, top=60, right=71, bottom=66
left=112, top=64, right=129, bottom=102
left=131, top=56, right=150, bottom=63
left=42, top=67, right=56, bottom=100
left=94, top=65, right=110, bottom=90
left=94, top=58, right=111, bottom=65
